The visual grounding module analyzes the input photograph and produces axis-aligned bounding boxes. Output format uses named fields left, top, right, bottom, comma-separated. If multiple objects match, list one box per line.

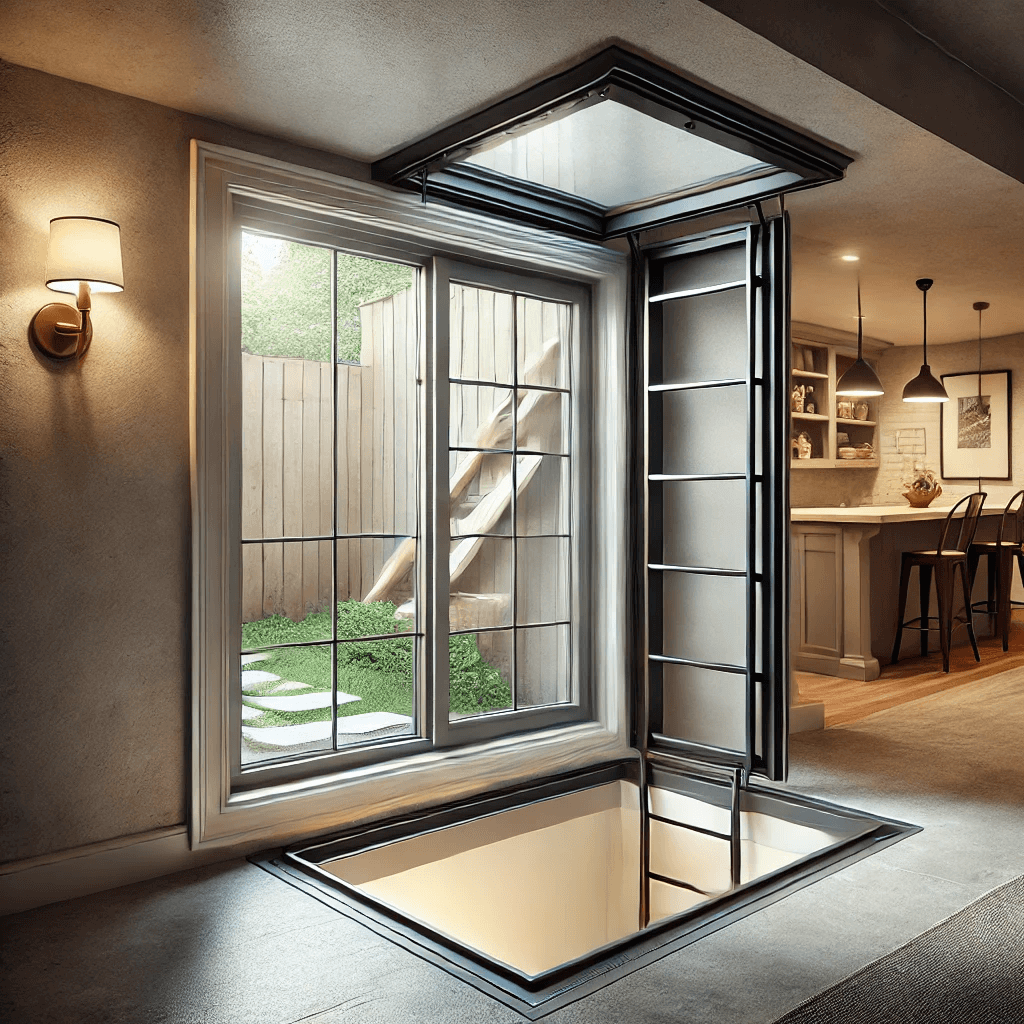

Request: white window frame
left=190, top=141, right=631, bottom=850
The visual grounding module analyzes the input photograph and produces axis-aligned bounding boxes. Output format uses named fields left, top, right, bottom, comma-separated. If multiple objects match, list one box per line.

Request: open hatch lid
left=372, top=46, right=852, bottom=240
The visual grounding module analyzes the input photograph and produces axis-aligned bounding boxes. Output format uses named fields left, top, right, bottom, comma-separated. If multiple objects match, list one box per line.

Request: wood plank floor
left=796, top=614, right=1024, bottom=727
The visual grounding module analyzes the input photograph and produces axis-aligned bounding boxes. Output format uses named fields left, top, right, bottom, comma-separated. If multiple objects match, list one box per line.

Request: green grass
left=241, top=601, right=512, bottom=725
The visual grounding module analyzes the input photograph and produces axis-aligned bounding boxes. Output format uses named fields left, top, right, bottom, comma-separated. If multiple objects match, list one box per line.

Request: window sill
left=197, top=719, right=630, bottom=851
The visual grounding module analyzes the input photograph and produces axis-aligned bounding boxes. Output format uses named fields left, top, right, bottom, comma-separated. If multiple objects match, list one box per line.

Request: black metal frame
left=253, top=759, right=918, bottom=1019
left=372, top=47, right=851, bottom=240
left=639, top=216, right=789, bottom=784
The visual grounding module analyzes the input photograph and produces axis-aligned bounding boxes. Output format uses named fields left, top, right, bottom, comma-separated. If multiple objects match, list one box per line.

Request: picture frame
left=940, top=370, right=1011, bottom=480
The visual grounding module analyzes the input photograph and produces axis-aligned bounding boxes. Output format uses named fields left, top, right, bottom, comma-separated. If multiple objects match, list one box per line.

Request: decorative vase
left=902, top=464, right=941, bottom=507
left=902, top=484, right=941, bottom=508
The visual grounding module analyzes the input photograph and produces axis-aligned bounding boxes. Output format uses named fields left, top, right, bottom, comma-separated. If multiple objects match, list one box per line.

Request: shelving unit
left=790, top=325, right=887, bottom=470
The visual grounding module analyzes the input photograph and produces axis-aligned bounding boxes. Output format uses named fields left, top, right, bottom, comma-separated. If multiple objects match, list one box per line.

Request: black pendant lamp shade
left=836, top=281, right=884, bottom=396
left=902, top=278, right=950, bottom=403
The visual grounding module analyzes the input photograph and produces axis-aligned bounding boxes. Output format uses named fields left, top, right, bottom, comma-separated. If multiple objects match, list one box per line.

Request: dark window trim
left=372, top=46, right=852, bottom=240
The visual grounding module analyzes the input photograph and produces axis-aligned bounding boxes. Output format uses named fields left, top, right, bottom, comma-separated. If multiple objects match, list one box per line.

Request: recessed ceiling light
left=840, top=254, right=860, bottom=262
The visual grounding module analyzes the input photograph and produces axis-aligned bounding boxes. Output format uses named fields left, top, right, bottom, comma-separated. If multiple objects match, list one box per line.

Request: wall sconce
left=30, top=217, right=123, bottom=361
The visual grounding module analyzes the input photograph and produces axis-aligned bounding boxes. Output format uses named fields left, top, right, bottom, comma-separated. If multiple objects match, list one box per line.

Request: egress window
left=234, top=233, right=588, bottom=772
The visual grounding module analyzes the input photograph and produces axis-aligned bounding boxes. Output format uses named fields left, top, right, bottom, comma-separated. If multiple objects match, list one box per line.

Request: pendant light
left=836, top=280, right=884, bottom=396
left=902, top=278, right=949, bottom=402
left=974, top=300, right=989, bottom=495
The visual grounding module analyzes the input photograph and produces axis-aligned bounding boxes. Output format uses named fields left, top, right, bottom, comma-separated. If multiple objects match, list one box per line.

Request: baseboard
left=790, top=701, right=826, bottom=733
left=0, top=826, right=255, bottom=917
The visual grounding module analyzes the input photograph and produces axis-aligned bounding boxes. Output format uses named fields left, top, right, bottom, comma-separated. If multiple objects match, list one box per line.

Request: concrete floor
left=3, top=669, right=1022, bottom=1024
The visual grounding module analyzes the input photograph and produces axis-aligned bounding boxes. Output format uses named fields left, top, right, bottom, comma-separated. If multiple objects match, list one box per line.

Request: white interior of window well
left=323, top=779, right=845, bottom=977
left=462, top=100, right=773, bottom=209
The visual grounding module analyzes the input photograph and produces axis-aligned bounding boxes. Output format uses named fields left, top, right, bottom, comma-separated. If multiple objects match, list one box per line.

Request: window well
left=372, top=46, right=852, bottom=239
left=254, top=762, right=917, bottom=1018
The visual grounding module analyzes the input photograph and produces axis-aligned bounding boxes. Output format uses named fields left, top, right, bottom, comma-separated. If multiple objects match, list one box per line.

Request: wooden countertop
left=791, top=504, right=1001, bottom=524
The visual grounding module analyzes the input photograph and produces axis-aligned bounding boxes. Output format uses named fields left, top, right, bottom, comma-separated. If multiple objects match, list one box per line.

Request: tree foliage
left=241, top=234, right=413, bottom=363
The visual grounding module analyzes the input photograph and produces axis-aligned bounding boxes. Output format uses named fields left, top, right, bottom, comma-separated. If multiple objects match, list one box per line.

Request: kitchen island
left=790, top=504, right=1005, bottom=681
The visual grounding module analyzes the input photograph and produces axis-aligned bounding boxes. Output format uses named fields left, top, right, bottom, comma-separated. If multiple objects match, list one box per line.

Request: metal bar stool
left=891, top=492, right=986, bottom=673
left=967, top=489, right=1024, bottom=652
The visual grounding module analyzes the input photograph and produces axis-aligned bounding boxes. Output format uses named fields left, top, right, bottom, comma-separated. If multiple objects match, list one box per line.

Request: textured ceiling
left=876, top=0, right=1024, bottom=104
left=1, top=0, right=1021, bottom=345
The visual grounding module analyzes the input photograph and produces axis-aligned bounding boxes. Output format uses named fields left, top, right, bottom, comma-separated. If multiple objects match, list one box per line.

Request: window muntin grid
left=447, top=284, right=573, bottom=720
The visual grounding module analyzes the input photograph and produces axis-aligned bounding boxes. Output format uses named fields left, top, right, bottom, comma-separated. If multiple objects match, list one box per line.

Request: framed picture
left=940, top=370, right=1012, bottom=480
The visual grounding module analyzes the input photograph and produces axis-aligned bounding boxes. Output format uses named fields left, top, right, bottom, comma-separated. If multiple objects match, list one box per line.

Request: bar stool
left=891, top=492, right=986, bottom=673
left=968, top=490, right=1024, bottom=652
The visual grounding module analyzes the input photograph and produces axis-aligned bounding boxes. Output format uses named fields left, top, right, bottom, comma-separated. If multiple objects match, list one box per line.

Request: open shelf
left=791, top=337, right=881, bottom=470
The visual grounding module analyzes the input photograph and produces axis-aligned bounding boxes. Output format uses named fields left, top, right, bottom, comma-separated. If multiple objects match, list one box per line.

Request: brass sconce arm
left=48, top=281, right=93, bottom=360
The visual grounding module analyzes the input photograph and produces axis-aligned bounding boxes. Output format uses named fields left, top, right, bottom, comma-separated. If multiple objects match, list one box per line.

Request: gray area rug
left=774, top=871, right=1024, bottom=1023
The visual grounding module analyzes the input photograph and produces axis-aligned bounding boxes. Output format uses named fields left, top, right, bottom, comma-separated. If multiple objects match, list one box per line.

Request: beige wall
left=791, top=333, right=1024, bottom=511
left=0, top=60, right=366, bottom=863
left=869, top=334, right=1024, bottom=507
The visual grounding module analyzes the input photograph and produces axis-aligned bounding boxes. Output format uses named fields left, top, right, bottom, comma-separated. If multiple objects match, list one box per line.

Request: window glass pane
left=517, top=624, right=570, bottom=708
left=336, top=314, right=418, bottom=539
left=516, top=296, right=569, bottom=389
left=241, top=642, right=334, bottom=765
left=655, top=290, right=747, bottom=385
left=517, top=538, right=570, bottom=625
left=450, top=284, right=514, bottom=384
left=335, top=253, right=414, bottom=364
left=449, top=384, right=515, bottom=453
left=447, top=278, right=575, bottom=729
left=240, top=237, right=421, bottom=771
left=659, top=479, right=746, bottom=572
left=337, top=538, right=417, bottom=630
left=449, top=629, right=514, bottom=721
left=242, top=234, right=331, bottom=362
left=336, top=638, right=416, bottom=747
left=656, top=571, right=746, bottom=667
left=461, top=100, right=771, bottom=210
left=656, top=387, right=746, bottom=476
left=450, top=538, right=512, bottom=629
left=516, top=390, right=569, bottom=455
left=516, top=455, right=569, bottom=536
left=242, top=540, right=333, bottom=634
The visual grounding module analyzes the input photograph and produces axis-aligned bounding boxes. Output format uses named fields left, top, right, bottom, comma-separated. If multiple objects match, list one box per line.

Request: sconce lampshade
left=45, top=217, right=124, bottom=294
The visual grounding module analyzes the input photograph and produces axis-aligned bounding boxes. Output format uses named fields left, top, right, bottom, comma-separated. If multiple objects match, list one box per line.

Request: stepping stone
left=241, top=705, right=264, bottom=721
left=336, top=712, right=413, bottom=735
left=241, top=670, right=280, bottom=691
left=269, top=681, right=312, bottom=693
left=243, top=720, right=332, bottom=747
left=242, top=712, right=413, bottom=748
left=241, top=653, right=269, bottom=665
left=244, top=692, right=361, bottom=712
